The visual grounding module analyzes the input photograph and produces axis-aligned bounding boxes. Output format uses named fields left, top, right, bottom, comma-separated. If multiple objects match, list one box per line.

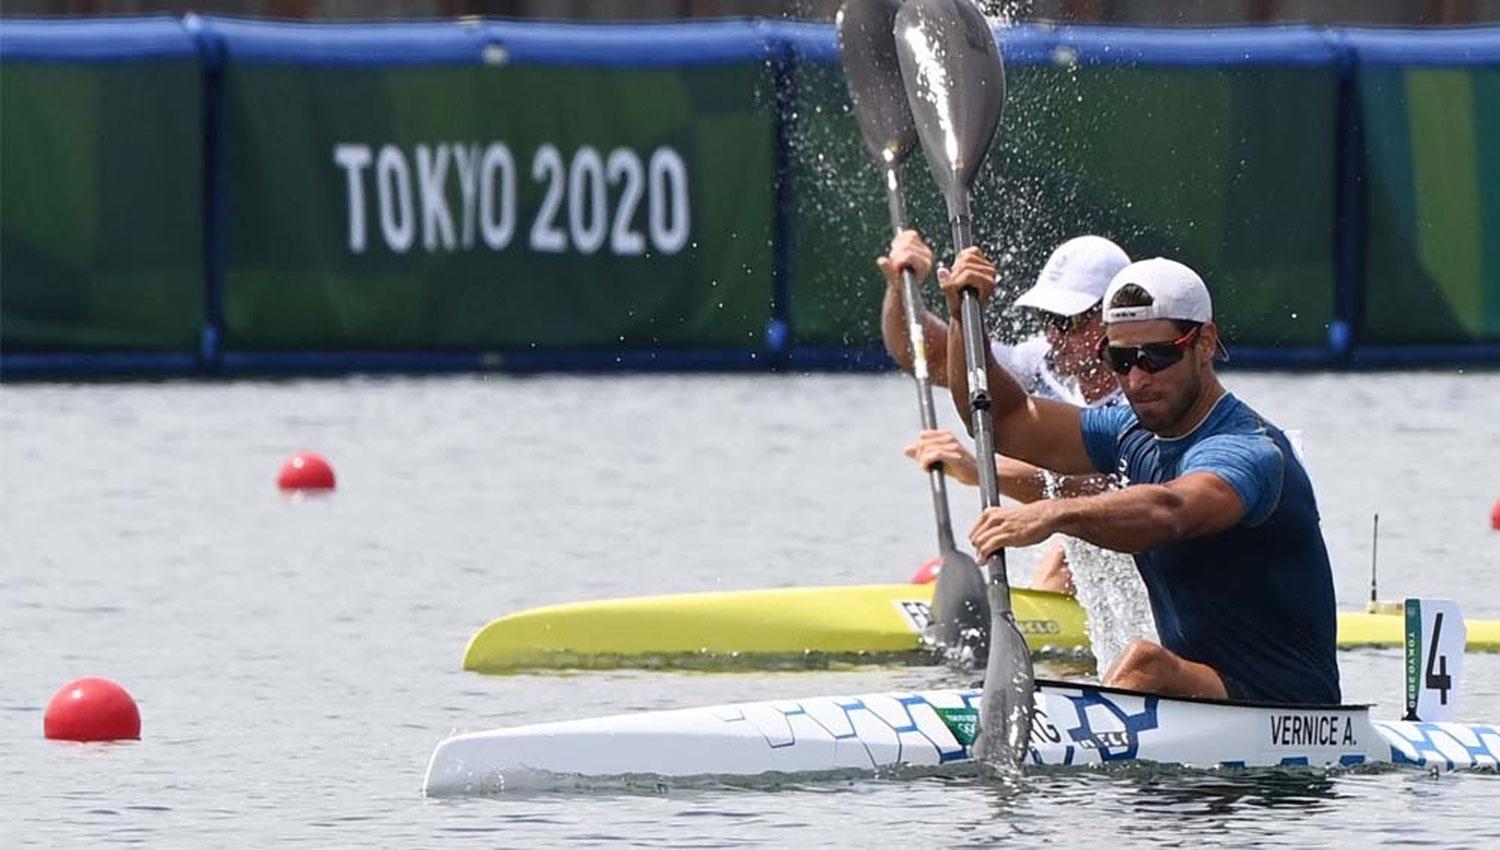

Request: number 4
left=1426, top=612, right=1452, bottom=705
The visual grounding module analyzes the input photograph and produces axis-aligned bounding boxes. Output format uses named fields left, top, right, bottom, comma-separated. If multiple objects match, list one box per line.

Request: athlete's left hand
left=969, top=503, right=1057, bottom=557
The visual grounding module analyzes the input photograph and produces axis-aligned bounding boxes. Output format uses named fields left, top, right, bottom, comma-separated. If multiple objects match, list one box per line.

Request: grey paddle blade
left=975, top=587, right=1036, bottom=771
left=836, top=0, right=919, bottom=168
left=927, top=546, right=991, bottom=666
left=893, top=0, right=1005, bottom=214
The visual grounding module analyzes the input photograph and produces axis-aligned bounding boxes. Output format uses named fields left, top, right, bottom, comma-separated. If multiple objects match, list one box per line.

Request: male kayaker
left=938, top=247, right=1341, bottom=704
left=878, top=231, right=1127, bottom=593
left=879, top=231, right=1125, bottom=405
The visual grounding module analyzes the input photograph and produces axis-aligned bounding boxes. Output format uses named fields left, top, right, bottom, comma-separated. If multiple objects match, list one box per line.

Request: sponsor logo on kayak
left=1017, top=619, right=1061, bottom=636
left=1063, top=691, right=1161, bottom=761
left=895, top=601, right=931, bottom=633
left=1270, top=714, right=1358, bottom=747
left=895, top=601, right=1058, bottom=637
left=936, top=707, right=979, bottom=746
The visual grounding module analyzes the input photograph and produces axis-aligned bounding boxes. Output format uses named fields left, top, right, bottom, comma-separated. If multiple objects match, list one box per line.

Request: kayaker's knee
left=1104, top=640, right=1230, bottom=700
left=1104, top=640, right=1171, bottom=689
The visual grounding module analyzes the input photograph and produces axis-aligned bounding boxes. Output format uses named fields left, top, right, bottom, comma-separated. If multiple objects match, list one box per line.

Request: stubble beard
left=1131, top=362, right=1203, bottom=435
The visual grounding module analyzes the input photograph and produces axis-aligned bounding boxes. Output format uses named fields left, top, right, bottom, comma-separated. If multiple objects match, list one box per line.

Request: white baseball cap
left=1102, top=257, right=1213, bottom=324
left=1012, top=235, right=1131, bottom=317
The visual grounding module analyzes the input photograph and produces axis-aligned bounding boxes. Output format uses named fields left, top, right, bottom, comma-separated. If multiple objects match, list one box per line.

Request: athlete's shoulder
left=1202, top=394, right=1283, bottom=441
left=1084, top=401, right=1137, bottom=433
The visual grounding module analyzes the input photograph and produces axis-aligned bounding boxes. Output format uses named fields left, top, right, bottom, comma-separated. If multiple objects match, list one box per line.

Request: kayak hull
left=423, top=679, right=1500, bottom=795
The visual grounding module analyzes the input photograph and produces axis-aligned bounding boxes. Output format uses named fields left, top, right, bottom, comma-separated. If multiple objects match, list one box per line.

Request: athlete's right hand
left=876, top=230, right=933, bottom=291
left=937, top=246, right=997, bottom=315
left=904, top=429, right=979, bottom=487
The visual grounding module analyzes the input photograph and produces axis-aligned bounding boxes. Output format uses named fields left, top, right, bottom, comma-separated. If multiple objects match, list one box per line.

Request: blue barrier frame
left=3, top=19, right=1500, bottom=379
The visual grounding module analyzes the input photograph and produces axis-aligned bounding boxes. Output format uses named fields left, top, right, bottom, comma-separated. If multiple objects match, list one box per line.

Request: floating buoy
left=1491, top=497, right=1500, bottom=530
left=44, top=677, right=140, bottom=742
left=911, top=556, right=942, bottom=585
left=277, top=452, right=335, bottom=491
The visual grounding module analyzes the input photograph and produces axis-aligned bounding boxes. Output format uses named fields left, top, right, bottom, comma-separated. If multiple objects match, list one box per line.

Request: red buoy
left=278, top=452, right=335, bottom=491
left=911, top=556, right=943, bottom=585
left=1491, top=497, right=1500, bottom=530
left=44, top=678, right=140, bottom=742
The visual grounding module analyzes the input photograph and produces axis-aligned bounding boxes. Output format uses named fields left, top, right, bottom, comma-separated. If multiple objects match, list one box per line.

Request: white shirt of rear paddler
left=991, top=335, right=1122, bottom=409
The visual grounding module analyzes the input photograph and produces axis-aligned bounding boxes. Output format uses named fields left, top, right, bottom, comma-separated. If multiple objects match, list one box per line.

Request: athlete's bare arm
left=968, top=471, right=1249, bottom=558
left=939, top=247, right=1095, bottom=476
left=906, top=430, right=1114, bottom=503
left=877, top=230, right=950, bottom=384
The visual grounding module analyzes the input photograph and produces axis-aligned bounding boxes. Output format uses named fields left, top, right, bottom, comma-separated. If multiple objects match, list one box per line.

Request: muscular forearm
left=881, top=285, right=949, bottom=385
left=946, top=316, right=970, bottom=429
left=997, top=456, right=1045, bottom=503
left=1047, top=484, right=1188, bottom=553
left=998, top=459, right=1112, bottom=504
left=1048, top=472, right=1116, bottom=499
left=945, top=314, right=1029, bottom=438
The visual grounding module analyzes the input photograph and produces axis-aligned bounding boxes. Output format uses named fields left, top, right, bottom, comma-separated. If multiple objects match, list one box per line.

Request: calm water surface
left=2, top=372, right=1497, bottom=845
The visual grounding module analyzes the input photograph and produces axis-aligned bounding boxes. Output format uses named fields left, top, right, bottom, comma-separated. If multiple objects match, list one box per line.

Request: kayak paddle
left=836, top=0, right=991, bottom=665
left=894, top=0, right=1035, bottom=769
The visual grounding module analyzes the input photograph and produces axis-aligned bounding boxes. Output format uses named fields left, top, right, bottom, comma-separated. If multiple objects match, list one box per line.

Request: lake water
left=3, top=371, right=1498, bottom=845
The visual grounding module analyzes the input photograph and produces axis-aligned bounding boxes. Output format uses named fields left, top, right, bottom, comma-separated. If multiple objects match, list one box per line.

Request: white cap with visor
left=1012, top=235, right=1130, bottom=317
left=1102, top=257, right=1213, bottom=324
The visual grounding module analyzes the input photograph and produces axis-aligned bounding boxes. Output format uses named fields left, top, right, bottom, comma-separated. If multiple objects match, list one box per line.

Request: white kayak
left=423, top=678, right=1500, bottom=796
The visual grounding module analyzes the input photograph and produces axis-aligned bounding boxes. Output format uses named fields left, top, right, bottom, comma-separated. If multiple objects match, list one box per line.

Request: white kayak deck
left=424, top=679, right=1500, bottom=795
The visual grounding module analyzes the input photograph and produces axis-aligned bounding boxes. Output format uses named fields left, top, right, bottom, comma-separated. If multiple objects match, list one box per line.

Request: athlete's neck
left=1158, top=377, right=1227, bottom=438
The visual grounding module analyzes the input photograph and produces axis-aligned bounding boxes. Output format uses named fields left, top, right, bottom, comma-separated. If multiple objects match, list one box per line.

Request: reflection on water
left=1115, top=767, right=1341, bottom=816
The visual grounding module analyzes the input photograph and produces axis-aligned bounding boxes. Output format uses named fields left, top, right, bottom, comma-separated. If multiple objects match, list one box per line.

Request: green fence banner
left=1, top=20, right=203, bottom=353
left=5, top=20, right=1499, bottom=374
left=218, top=47, right=776, bottom=353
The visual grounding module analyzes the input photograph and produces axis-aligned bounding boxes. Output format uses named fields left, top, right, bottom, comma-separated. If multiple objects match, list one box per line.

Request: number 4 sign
left=1404, top=598, right=1466, bottom=722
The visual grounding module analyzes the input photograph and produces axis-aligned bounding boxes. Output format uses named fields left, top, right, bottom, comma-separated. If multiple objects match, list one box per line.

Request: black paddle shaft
left=840, top=0, right=989, bottom=661
left=949, top=210, right=1010, bottom=590
left=837, top=0, right=964, bottom=557
left=888, top=175, right=961, bottom=553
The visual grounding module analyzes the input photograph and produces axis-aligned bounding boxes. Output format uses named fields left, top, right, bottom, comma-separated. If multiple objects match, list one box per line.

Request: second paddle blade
left=927, top=546, right=991, bottom=666
left=837, top=0, right=919, bottom=167
left=974, top=587, right=1036, bottom=770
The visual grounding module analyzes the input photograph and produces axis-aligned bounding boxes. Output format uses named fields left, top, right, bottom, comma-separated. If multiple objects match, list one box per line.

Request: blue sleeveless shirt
left=1080, top=393, right=1341, bottom=704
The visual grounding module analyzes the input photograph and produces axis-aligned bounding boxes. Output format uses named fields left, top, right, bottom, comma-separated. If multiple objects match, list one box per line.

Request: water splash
left=1042, top=470, right=1158, bottom=673
left=794, top=0, right=1153, bottom=351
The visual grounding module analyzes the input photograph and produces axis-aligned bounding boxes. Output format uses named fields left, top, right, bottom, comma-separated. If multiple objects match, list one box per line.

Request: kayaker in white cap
left=880, top=231, right=1126, bottom=407
left=877, top=231, right=1129, bottom=595
left=935, top=246, right=1340, bottom=703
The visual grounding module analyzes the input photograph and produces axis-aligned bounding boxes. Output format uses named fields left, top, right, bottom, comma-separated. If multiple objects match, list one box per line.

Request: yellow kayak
left=462, top=583, right=1500, bottom=673
left=464, top=584, right=1087, bottom=673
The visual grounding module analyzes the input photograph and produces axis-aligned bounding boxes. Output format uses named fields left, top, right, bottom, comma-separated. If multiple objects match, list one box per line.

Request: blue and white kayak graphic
left=423, top=679, right=1500, bottom=796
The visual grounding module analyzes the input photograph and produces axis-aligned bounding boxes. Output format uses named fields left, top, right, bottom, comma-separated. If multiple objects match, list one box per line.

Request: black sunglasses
left=1041, top=308, right=1098, bottom=334
left=1097, top=325, right=1202, bottom=375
